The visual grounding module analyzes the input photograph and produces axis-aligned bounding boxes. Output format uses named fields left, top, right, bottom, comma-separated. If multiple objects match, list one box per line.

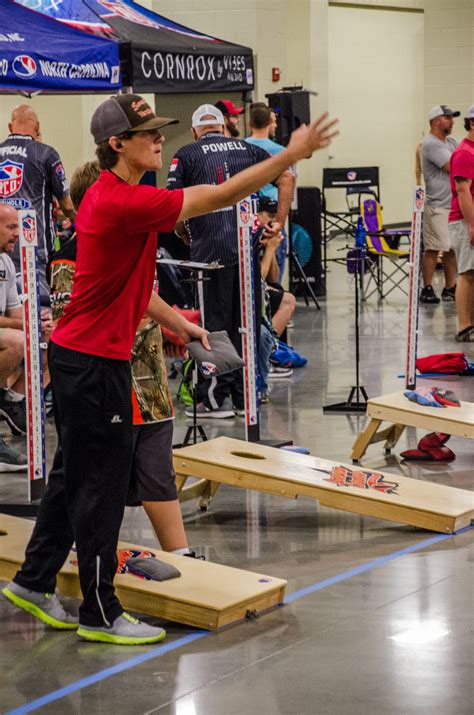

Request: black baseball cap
left=91, top=94, right=179, bottom=144
left=258, top=196, right=278, bottom=213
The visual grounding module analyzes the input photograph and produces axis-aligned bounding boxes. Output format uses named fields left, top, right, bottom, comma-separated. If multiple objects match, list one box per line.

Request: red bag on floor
left=416, top=352, right=467, bottom=374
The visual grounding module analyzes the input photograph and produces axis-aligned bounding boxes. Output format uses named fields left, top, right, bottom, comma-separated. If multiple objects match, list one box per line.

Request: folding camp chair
left=360, top=198, right=411, bottom=300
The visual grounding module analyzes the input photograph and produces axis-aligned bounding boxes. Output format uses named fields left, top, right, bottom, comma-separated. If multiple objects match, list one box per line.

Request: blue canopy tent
left=16, top=0, right=254, bottom=94
left=0, top=0, right=122, bottom=93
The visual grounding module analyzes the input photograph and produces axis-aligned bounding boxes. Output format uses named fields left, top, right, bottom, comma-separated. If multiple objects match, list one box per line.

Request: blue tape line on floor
left=6, top=525, right=473, bottom=715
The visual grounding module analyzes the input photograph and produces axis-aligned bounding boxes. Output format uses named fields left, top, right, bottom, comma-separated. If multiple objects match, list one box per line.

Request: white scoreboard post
left=237, top=196, right=260, bottom=443
left=405, top=186, right=425, bottom=391
left=18, top=209, right=46, bottom=502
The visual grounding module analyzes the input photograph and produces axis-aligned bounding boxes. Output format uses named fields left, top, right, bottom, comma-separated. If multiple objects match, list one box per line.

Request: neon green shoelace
left=122, top=612, right=140, bottom=625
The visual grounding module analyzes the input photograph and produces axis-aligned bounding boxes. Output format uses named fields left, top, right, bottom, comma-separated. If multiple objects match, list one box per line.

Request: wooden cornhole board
left=174, top=436, right=474, bottom=533
left=351, top=391, right=474, bottom=462
left=0, top=514, right=286, bottom=630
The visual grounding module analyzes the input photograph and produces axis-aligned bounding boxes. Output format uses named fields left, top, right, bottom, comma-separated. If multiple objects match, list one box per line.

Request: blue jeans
left=275, top=229, right=288, bottom=284
left=258, top=324, right=273, bottom=395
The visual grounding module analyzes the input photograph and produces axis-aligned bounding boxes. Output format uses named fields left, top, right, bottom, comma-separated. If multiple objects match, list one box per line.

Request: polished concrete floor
left=1, top=252, right=473, bottom=715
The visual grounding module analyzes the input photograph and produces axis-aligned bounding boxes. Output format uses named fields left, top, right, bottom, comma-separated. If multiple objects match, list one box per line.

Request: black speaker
left=265, top=90, right=311, bottom=146
left=292, top=186, right=325, bottom=297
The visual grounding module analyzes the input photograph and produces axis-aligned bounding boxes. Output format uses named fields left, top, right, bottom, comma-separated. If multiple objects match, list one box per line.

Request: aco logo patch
left=21, top=214, right=36, bottom=243
left=239, top=199, right=251, bottom=224
left=201, top=361, right=217, bottom=377
left=0, top=160, right=23, bottom=197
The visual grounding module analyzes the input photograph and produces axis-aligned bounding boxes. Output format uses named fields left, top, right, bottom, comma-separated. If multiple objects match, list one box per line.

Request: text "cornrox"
left=141, top=52, right=246, bottom=83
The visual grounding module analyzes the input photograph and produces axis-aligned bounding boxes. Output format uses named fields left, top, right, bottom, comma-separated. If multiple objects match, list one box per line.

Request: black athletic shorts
left=126, top=420, right=178, bottom=505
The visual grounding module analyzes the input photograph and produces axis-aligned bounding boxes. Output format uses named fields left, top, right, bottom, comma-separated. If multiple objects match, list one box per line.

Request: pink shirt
left=449, top=138, right=474, bottom=223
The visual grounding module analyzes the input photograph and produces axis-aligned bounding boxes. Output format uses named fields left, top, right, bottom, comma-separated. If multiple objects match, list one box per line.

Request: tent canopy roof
left=0, top=0, right=121, bottom=93
left=15, top=0, right=254, bottom=93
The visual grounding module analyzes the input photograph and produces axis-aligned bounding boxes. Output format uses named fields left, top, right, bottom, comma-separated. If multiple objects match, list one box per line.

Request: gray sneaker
left=185, top=402, right=235, bottom=419
left=268, top=365, right=293, bottom=379
left=77, top=612, right=166, bottom=645
left=2, top=581, right=78, bottom=629
left=0, top=438, right=27, bottom=472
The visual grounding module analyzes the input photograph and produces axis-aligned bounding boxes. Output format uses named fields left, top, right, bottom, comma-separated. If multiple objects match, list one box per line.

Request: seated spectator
left=258, top=198, right=296, bottom=344
left=246, top=104, right=295, bottom=281
left=256, top=199, right=296, bottom=391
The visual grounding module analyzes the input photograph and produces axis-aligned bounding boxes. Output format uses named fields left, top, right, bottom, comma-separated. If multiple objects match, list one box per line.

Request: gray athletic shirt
left=420, top=134, right=457, bottom=208
left=0, top=253, right=20, bottom=316
left=0, top=134, right=69, bottom=273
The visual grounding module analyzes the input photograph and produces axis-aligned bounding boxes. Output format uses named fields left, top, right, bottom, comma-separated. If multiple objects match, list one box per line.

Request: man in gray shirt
left=420, top=105, right=459, bottom=303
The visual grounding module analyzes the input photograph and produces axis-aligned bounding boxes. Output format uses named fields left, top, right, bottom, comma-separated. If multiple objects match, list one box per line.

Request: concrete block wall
left=423, top=0, right=474, bottom=143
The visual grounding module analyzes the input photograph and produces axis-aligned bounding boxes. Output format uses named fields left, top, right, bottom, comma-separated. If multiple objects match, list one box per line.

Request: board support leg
left=351, top=418, right=382, bottom=462
left=198, top=481, right=220, bottom=511
left=383, top=424, right=405, bottom=453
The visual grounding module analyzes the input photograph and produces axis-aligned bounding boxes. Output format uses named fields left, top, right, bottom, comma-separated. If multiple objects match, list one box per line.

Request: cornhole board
left=174, top=437, right=474, bottom=533
left=351, top=391, right=474, bottom=462
left=0, top=514, right=286, bottom=631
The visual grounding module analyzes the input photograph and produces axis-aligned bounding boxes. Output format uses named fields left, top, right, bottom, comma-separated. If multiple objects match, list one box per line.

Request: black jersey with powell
left=0, top=134, right=69, bottom=272
left=167, top=132, right=270, bottom=266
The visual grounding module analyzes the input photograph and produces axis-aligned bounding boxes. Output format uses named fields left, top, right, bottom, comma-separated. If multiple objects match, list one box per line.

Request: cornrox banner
left=16, top=0, right=254, bottom=93
left=1, top=1, right=121, bottom=92
left=132, top=48, right=253, bottom=93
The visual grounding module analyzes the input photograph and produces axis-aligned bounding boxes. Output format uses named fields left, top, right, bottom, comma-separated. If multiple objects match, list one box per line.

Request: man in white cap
left=419, top=105, right=460, bottom=304
left=168, top=104, right=295, bottom=418
left=448, top=105, right=474, bottom=342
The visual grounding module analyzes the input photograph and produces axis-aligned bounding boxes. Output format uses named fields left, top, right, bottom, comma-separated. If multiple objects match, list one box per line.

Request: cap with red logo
left=90, top=94, right=179, bottom=144
left=215, top=99, right=244, bottom=116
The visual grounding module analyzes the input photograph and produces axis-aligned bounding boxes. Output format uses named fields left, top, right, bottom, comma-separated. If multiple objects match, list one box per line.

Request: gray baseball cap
left=465, top=104, right=474, bottom=119
left=91, top=94, right=179, bottom=144
left=428, top=104, right=460, bottom=121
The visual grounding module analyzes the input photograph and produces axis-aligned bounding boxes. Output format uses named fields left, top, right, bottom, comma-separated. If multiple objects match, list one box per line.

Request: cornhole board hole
left=174, top=437, right=474, bottom=534
left=351, top=391, right=474, bottom=462
left=0, top=514, right=286, bottom=630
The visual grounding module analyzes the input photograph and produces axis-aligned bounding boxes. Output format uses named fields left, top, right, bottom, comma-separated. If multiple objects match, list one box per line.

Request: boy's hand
left=287, top=113, right=339, bottom=162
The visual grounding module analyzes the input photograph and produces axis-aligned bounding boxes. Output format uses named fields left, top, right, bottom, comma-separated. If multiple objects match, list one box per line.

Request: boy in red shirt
left=3, top=94, right=338, bottom=645
left=448, top=105, right=474, bottom=342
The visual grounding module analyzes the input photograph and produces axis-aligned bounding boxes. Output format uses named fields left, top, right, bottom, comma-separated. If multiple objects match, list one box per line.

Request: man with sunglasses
left=3, top=94, right=337, bottom=646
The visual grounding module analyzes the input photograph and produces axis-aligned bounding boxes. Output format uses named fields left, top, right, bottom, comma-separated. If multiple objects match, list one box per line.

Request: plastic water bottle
left=355, top=217, right=366, bottom=249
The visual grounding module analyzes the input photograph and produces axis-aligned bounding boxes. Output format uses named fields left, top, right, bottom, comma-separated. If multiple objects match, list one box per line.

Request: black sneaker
left=455, top=326, right=474, bottom=343
left=441, top=286, right=456, bottom=302
left=420, top=286, right=440, bottom=304
left=184, top=551, right=206, bottom=560
left=0, top=394, right=27, bottom=436
left=0, top=438, right=27, bottom=472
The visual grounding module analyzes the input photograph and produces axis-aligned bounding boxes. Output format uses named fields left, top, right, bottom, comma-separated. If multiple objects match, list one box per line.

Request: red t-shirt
left=52, top=171, right=183, bottom=359
left=449, top=138, right=474, bottom=223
